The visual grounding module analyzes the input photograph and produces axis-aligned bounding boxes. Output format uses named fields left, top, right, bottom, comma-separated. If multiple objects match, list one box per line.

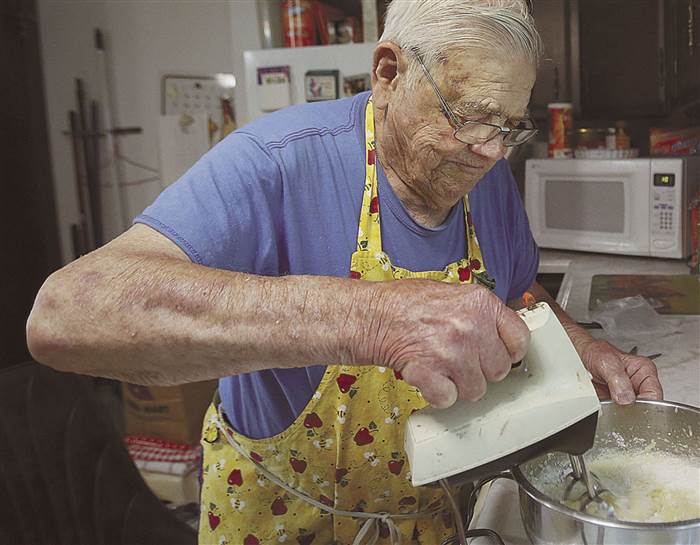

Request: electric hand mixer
left=404, top=302, right=613, bottom=543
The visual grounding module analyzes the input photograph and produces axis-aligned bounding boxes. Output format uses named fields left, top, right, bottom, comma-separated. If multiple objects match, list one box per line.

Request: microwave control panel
left=651, top=172, right=678, bottom=249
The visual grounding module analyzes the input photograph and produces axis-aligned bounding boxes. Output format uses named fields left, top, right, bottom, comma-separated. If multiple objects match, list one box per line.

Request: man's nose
left=469, top=137, right=506, bottom=160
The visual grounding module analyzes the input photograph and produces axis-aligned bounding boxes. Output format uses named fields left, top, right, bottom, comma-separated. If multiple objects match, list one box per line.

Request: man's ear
left=371, top=42, right=407, bottom=110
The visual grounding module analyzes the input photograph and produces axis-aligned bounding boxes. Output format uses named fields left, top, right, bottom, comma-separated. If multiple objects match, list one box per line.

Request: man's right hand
left=362, top=280, right=530, bottom=409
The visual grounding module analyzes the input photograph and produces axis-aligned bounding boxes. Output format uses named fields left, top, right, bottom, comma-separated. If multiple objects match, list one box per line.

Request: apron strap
left=357, top=96, right=383, bottom=253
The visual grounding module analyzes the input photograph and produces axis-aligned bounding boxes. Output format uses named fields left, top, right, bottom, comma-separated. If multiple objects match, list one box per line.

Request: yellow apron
left=199, top=97, right=495, bottom=545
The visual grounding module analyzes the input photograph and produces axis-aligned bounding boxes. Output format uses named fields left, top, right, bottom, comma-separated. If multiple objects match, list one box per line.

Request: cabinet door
left=579, top=0, right=668, bottom=118
left=672, top=0, right=700, bottom=107
left=530, top=0, right=570, bottom=111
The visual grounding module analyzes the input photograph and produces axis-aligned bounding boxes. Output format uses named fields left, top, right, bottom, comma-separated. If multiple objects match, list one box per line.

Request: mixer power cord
left=438, top=477, right=508, bottom=545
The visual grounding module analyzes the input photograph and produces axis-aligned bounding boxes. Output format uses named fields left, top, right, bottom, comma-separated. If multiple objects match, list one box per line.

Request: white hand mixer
left=404, top=302, right=614, bottom=544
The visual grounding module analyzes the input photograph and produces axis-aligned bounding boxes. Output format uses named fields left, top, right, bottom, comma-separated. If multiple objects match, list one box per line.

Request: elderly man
left=27, top=0, right=662, bottom=543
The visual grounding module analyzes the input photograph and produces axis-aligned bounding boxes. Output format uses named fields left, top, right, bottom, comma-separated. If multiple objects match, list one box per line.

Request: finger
left=637, top=374, right=664, bottom=400
left=480, top=340, right=513, bottom=382
left=595, top=353, right=635, bottom=405
left=452, top=357, right=489, bottom=400
left=496, top=306, right=530, bottom=364
left=625, top=357, right=664, bottom=400
left=592, top=381, right=611, bottom=400
left=400, top=362, right=460, bottom=409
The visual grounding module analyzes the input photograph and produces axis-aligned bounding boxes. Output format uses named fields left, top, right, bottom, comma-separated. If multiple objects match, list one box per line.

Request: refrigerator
left=242, top=42, right=377, bottom=123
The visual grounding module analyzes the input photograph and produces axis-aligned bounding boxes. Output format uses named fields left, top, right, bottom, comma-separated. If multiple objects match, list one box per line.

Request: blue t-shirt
left=136, top=92, right=538, bottom=439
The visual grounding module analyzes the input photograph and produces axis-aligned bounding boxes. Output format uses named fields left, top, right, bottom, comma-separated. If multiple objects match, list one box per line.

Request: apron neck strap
left=356, top=97, right=383, bottom=253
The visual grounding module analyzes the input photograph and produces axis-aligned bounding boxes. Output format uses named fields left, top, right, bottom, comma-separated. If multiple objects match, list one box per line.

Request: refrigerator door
left=243, top=42, right=376, bottom=123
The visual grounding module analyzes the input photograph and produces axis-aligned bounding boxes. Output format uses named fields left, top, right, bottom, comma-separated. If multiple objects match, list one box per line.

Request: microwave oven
left=525, top=157, right=700, bottom=258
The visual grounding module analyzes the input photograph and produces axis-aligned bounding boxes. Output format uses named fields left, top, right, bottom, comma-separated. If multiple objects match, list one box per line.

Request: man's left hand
left=578, top=339, right=664, bottom=404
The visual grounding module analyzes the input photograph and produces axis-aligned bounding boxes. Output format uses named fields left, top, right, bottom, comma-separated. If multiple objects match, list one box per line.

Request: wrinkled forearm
left=26, top=247, right=380, bottom=385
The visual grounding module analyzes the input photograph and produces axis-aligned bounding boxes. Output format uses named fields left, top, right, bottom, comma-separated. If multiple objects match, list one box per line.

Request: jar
left=574, top=128, right=607, bottom=149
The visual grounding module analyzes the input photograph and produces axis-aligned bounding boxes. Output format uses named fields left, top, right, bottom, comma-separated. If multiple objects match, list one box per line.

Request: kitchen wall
left=38, top=0, right=261, bottom=264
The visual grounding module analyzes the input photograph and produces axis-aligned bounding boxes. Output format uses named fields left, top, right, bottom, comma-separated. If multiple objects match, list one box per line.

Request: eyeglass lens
left=454, top=125, right=537, bottom=147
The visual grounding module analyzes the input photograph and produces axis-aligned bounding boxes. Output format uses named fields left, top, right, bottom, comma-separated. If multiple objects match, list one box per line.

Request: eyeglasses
left=414, top=53, right=538, bottom=148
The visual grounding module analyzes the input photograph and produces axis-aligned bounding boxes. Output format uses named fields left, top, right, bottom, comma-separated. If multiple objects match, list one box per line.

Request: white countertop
left=540, top=249, right=700, bottom=407
left=470, top=249, right=700, bottom=544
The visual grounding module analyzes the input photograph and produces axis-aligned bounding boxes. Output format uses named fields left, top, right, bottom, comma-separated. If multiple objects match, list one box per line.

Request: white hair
left=380, top=0, right=543, bottom=88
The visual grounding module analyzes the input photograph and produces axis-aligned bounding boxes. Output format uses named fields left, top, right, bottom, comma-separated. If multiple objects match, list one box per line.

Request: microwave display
left=544, top=179, right=625, bottom=233
left=653, top=173, right=675, bottom=187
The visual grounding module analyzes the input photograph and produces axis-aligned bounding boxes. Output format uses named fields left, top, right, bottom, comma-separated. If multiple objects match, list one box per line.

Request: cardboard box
left=650, top=126, right=700, bottom=156
left=122, top=380, right=217, bottom=444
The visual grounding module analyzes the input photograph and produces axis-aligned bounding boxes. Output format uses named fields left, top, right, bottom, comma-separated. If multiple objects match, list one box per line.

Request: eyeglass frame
left=413, top=52, right=538, bottom=148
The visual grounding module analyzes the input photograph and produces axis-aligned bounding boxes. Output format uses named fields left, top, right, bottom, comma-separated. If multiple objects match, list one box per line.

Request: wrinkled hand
left=367, top=280, right=530, bottom=408
left=579, top=339, right=663, bottom=404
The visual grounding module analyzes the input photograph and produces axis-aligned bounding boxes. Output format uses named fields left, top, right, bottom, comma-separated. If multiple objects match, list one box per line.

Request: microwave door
left=529, top=160, right=651, bottom=256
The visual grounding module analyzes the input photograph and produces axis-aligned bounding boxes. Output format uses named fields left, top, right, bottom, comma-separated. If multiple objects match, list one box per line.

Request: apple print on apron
left=198, top=97, right=495, bottom=544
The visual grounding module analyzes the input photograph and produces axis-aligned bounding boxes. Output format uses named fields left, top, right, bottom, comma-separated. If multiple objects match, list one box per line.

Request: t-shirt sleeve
left=503, top=162, right=539, bottom=301
left=135, top=131, right=283, bottom=274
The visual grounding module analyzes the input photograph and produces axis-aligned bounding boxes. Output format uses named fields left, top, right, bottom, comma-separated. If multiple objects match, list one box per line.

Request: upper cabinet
left=530, top=1, right=571, bottom=116
left=577, top=0, right=668, bottom=118
left=669, top=0, right=700, bottom=109
left=530, top=0, right=699, bottom=119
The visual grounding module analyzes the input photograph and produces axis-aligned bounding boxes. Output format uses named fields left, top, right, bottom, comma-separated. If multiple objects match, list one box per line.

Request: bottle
left=615, top=121, right=631, bottom=150
left=606, top=128, right=616, bottom=150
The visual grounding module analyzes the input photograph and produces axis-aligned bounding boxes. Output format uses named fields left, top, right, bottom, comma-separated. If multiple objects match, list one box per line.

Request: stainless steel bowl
left=512, top=400, right=700, bottom=545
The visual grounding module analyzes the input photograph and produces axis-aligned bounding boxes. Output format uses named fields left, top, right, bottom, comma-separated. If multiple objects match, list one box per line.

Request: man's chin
left=442, top=162, right=489, bottom=189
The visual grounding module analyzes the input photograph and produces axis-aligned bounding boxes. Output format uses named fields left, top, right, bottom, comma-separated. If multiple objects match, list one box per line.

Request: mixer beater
left=564, top=454, right=616, bottom=518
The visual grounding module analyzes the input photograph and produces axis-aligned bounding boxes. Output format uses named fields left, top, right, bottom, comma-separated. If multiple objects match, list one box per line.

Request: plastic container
left=573, top=148, right=639, bottom=159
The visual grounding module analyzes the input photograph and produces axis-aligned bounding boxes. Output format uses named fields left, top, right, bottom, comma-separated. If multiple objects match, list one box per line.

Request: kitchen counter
left=470, top=250, right=700, bottom=544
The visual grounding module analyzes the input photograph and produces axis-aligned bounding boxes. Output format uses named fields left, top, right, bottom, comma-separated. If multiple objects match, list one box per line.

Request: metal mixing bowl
left=512, top=400, right=700, bottom=545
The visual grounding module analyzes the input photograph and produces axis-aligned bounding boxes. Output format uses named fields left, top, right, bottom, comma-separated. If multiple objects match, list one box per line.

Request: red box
left=650, top=127, right=700, bottom=156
